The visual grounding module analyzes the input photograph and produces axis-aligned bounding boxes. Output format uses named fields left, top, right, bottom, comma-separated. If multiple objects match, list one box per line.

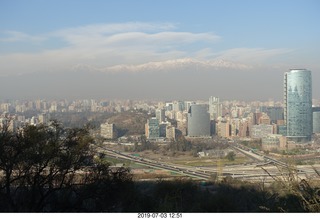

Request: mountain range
left=72, top=58, right=253, bottom=74
left=0, top=58, right=290, bottom=101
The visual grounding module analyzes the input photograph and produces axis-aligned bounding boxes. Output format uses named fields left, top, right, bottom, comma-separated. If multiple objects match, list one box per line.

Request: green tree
left=225, top=151, right=236, bottom=161
left=169, top=136, right=192, bottom=152
left=0, top=120, right=132, bottom=212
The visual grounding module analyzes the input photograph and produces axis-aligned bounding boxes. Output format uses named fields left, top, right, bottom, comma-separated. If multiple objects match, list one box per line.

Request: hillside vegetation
left=107, top=111, right=149, bottom=136
left=0, top=121, right=320, bottom=212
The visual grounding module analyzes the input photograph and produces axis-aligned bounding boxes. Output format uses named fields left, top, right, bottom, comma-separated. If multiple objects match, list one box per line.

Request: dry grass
left=261, top=164, right=320, bottom=212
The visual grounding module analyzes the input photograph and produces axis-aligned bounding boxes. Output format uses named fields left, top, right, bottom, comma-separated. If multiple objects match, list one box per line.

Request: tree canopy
left=0, top=120, right=132, bottom=212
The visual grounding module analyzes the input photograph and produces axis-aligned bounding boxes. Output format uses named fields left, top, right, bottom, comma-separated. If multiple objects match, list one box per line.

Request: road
left=96, top=145, right=211, bottom=180
left=95, top=144, right=320, bottom=183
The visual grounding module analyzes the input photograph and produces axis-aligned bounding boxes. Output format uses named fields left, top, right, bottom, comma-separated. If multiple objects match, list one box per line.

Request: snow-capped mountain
left=72, top=58, right=252, bottom=73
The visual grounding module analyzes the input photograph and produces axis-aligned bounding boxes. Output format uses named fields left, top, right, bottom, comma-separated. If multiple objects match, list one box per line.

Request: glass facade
left=284, top=69, right=312, bottom=142
left=313, top=107, right=320, bottom=133
left=147, top=118, right=160, bottom=139
left=187, top=104, right=210, bottom=137
left=277, top=125, right=287, bottom=136
left=260, top=106, right=284, bottom=123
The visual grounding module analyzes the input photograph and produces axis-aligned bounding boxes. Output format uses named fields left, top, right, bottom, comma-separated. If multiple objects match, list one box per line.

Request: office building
left=159, top=123, right=167, bottom=137
left=260, top=106, right=284, bottom=123
left=187, top=104, right=210, bottom=137
left=278, top=125, right=287, bottom=136
left=313, top=107, right=320, bottom=133
left=284, top=69, right=312, bottom=142
left=145, top=117, right=160, bottom=139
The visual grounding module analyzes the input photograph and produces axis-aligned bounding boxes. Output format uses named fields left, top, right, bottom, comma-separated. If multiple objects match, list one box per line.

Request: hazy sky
left=0, top=0, right=319, bottom=101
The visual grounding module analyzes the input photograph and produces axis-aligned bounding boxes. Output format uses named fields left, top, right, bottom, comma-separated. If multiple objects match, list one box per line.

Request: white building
left=101, top=123, right=117, bottom=139
left=251, top=124, right=274, bottom=139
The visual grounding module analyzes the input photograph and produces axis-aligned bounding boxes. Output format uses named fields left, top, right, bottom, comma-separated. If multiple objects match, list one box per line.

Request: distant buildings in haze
left=1, top=68, right=319, bottom=151
left=209, top=96, right=222, bottom=120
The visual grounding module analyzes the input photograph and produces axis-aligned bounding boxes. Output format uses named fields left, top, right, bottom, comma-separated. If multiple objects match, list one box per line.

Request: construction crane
left=217, top=156, right=223, bottom=181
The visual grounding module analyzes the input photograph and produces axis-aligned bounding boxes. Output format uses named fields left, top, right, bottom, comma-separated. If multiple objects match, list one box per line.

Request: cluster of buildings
left=0, top=99, right=159, bottom=114
left=142, top=69, right=319, bottom=152
left=142, top=98, right=285, bottom=146
left=0, top=112, right=51, bottom=132
left=145, top=112, right=176, bottom=141
left=0, top=99, right=160, bottom=131
left=1, top=69, right=319, bottom=152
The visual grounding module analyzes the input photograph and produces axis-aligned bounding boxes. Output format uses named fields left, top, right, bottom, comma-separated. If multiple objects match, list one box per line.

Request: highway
left=95, top=143, right=320, bottom=183
left=96, top=145, right=211, bottom=180
left=230, top=141, right=288, bottom=166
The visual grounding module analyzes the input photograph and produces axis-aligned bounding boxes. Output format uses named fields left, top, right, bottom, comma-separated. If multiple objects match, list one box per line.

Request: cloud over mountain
left=0, top=22, right=293, bottom=77
left=1, top=21, right=316, bottom=101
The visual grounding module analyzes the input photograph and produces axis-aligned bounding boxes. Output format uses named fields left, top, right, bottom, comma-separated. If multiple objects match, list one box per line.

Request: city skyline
left=1, top=0, right=319, bottom=100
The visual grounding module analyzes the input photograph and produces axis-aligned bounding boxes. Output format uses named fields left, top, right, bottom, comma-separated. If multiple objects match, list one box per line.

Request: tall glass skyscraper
left=284, top=69, right=312, bottom=142
left=187, top=104, right=210, bottom=137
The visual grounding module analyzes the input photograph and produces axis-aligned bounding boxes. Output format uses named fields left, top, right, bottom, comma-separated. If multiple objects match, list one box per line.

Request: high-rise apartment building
left=156, top=109, right=165, bottom=123
left=166, top=125, right=176, bottom=140
left=187, top=104, right=210, bottom=137
left=209, top=96, right=222, bottom=120
left=284, top=69, right=312, bottom=142
left=101, top=123, right=118, bottom=139
left=216, top=120, right=231, bottom=138
left=145, top=117, right=160, bottom=140
left=258, top=113, right=271, bottom=125
left=184, top=101, right=195, bottom=112
left=173, top=101, right=185, bottom=112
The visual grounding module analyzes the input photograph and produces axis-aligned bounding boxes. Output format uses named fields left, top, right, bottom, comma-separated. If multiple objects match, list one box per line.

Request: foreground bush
left=0, top=121, right=132, bottom=212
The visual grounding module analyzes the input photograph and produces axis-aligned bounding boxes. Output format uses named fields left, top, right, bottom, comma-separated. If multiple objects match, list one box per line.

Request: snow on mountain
left=72, top=58, right=252, bottom=73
